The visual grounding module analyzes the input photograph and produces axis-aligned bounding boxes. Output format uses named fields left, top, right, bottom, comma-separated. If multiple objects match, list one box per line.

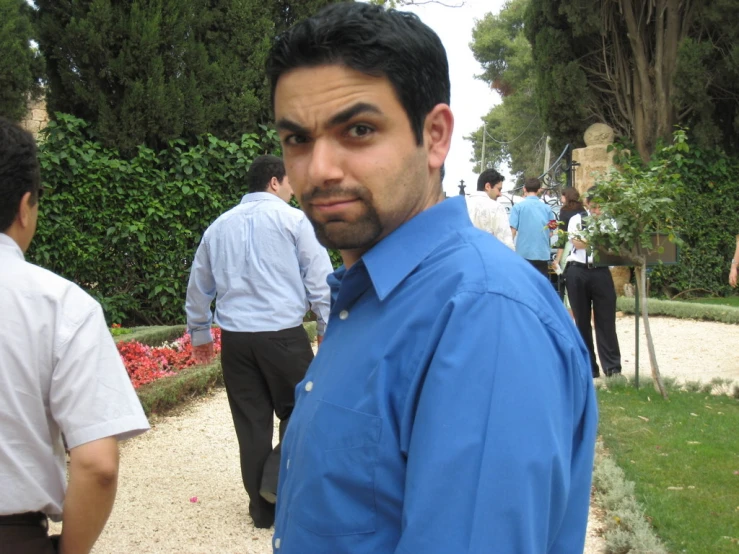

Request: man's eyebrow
left=326, top=102, right=383, bottom=128
left=275, top=102, right=383, bottom=137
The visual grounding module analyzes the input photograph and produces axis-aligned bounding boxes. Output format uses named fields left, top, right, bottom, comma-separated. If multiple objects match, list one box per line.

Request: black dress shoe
left=605, top=369, right=622, bottom=377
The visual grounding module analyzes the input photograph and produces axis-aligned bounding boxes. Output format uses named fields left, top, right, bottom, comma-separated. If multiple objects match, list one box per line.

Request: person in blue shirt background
left=266, top=3, right=598, bottom=553
left=185, top=155, right=333, bottom=529
left=509, top=177, right=554, bottom=277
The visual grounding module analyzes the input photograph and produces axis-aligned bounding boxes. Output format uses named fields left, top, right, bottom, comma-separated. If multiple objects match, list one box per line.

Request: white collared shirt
left=465, top=191, right=515, bottom=250
left=566, top=213, right=591, bottom=264
left=0, top=233, right=150, bottom=520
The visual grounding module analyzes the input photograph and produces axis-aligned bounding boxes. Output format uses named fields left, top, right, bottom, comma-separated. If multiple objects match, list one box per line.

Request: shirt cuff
left=191, top=328, right=214, bottom=347
left=316, top=320, right=326, bottom=336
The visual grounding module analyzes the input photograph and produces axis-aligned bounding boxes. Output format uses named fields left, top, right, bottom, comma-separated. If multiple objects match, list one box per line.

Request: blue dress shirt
left=273, top=197, right=598, bottom=553
left=509, top=195, right=554, bottom=261
left=186, top=192, right=333, bottom=346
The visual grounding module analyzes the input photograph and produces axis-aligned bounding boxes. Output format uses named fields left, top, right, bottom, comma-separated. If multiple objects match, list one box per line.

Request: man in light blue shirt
left=185, top=155, right=332, bottom=529
left=510, top=177, right=554, bottom=277
left=266, top=3, right=597, bottom=553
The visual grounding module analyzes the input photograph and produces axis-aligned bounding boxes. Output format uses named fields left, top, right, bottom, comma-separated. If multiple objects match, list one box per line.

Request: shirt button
left=275, top=538, right=281, bottom=549
left=339, top=309, right=349, bottom=320
left=305, top=381, right=313, bottom=392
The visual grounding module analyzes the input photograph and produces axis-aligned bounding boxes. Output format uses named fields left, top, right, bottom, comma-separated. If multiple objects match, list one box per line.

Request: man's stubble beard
left=306, top=199, right=383, bottom=251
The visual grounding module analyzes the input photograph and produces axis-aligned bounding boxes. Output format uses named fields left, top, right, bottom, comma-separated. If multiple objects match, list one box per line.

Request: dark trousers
left=526, top=259, right=550, bottom=278
left=565, top=265, right=621, bottom=377
left=221, top=325, right=314, bottom=528
left=0, top=513, right=58, bottom=554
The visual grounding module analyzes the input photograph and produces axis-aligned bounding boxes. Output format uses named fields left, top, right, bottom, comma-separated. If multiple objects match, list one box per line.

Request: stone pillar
left=19, top=97, right=50, bottom=139
left=571, top=123, right=615, bottom=196
left=572, top=123, right=631, bottom=296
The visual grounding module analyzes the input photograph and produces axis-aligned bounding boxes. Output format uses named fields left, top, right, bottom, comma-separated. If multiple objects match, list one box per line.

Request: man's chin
left=313, top=220, right=381, bottom=251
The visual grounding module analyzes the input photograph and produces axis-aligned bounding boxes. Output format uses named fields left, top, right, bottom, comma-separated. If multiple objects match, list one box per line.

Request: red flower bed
left=118, top=328, right=222, bottom=389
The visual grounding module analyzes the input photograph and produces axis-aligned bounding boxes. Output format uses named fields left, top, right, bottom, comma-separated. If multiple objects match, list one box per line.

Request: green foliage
left=136, top=358, right=223, bottom=416
left=585, top=130, right=687, bottom=267
left=616, top=298, right=739, bottom=325
left=597, top=386, right=739, bottom=553
left=647, top=146, right=739, bottom=297
left=115, top=325, right=188, bottom=346
left=27, top=113, right=280, bottom=325
left=34, top=0, right=341, bottom=154
left=0, top=0, right=43, bottom=121
left=467, top=0, right=546, bottom=179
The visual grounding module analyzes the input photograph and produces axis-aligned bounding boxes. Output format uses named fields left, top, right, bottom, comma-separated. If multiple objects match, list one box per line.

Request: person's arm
left=185, top=236, right=216, bottom=362
left=509, top=204, right=519, bottom=241
left=730, top=235, right=739, bottom=287
left=59, top=438, right=119, bottom=554
left=495, top=204, right=515, bottom=250
left=568, top=215, right=587, bottom=251
left=395, top=292, right=597, bottom=554
left=295, top=216, right=333, bottom=340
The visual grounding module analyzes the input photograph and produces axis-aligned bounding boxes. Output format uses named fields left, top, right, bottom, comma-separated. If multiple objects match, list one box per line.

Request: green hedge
left=647, top=147, right=739, bottom=297
left=115, top=325, right=187, bottom=346
left=27, top=113, right=280, bottom=326
left=617, top=297, right=739, bottom=324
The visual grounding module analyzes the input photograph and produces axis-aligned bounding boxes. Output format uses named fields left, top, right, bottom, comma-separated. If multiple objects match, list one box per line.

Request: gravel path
left=51, top=316, right=738, bottom=553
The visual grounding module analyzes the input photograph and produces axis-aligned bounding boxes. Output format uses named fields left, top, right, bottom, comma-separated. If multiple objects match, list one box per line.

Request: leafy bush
left=27, top=114, right=280, bottom=325
left=646, top=146, right=739, bottom=297
left=616, top=297, right=739, bottom=324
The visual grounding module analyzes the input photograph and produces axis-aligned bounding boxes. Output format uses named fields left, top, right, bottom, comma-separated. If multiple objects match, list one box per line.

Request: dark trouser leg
left=220, top=330, right=275, bottom=528
left=0, top=515, right=57, bottom=554
left=252, top=326, right=314, bottom=501
left=526, top=259, right=550, bottom=279
left=566, top=266, right=600, bottom=377
left=591, top=268, right=622, bottom=375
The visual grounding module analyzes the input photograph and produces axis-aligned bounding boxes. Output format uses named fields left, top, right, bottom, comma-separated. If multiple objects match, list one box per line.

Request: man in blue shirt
left=185, top=155, right=332, bottom=528
left=509, top=177, right=554, bottom=277
left=266, top=3, right=597, bottom=552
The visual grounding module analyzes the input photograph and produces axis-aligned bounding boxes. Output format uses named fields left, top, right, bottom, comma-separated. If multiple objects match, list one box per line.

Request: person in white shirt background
left=0, top=117, right=150, bottom=554
left=465, top=168, right=515, bottom=250
left=564, top=189, right=622, bottom=379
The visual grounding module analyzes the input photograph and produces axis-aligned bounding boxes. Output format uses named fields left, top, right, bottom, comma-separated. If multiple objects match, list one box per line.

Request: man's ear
left=423, top=104, right=453, bottom=174
left=484, top=182, right=492, bottom=192
left=17, top=191, right=33, bottom=228
left=268, top=176, right=280, bottom=192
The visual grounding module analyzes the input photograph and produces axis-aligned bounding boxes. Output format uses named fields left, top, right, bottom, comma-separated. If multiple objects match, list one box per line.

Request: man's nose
left=308, top=138, right=344, bottom=185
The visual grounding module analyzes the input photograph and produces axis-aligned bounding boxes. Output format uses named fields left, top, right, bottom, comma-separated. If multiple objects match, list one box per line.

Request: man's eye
left=347, top=125, right=374, bottom=138
left=284, top=134, right=310, bottom=146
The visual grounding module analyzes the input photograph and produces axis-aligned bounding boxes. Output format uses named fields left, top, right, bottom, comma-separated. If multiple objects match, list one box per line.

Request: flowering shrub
left=117, top=328, right=222, bottom=388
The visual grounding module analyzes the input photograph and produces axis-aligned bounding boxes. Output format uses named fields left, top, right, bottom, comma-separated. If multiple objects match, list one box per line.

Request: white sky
left=398, top=0, right=509, bottom=197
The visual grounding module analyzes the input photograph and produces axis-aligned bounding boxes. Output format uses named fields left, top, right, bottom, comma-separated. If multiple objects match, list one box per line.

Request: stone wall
left=19, top=97, right=50, bottom=138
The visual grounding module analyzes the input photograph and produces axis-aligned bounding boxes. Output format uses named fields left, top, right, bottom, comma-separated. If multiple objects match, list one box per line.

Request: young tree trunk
left=634, top=263, right=668, bottom=399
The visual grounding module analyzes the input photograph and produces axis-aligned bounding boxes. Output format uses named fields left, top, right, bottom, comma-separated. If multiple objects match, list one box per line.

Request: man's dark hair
left=247, top=155, right=286, bottom=193
left=523, top=177, right=541, bottom=193
left=266, top=2, right=450, bottom=147
left=477, top=168, right=504, bottom=192
left=0, top=118, right=41, bottom=233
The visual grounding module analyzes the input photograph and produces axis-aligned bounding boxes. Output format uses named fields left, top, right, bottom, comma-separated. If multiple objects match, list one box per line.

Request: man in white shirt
left=466, top=168, right=515, bottom=249
left=0, top=118, right=150, bottom=554
left=565, top=191, right=621, bottom=378
left=185, top=155, right=332, bottom=529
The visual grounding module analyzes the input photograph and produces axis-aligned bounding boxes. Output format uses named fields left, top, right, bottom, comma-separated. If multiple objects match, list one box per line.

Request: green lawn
left=686, top=296, right=739, bottom=308
left=598, top=383, right=739, bottom=553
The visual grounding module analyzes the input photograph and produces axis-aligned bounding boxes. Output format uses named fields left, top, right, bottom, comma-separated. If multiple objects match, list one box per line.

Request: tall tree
left=525, top=0, right=739, bottom=161
left=34, top=0, right=340, bottom=154
left=466, top=0, right=546, bottom=180
left=0, top=0, right=43, bottom=121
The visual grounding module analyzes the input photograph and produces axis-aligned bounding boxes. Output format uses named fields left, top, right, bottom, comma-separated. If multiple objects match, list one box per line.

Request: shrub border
left=128, top=322, right=318, bottom=416
left=617, top=297, right=739, bottom=325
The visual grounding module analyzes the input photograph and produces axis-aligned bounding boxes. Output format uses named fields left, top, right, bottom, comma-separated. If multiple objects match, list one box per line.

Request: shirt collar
left=0, top=233, right=24, bottom=260
left=240, top=192, right=283, bottom=204
left=469, top=191, right=489, bottom=198
left=361, top=196, right=472, bottom=301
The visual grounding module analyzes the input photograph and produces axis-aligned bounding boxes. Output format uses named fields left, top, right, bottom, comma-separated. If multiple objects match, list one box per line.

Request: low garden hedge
left=617, top=297, right=739, bottom=324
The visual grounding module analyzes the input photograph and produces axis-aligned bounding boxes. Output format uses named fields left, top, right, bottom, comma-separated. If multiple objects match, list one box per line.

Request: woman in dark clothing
left=552, top=187, right=587, bottom=315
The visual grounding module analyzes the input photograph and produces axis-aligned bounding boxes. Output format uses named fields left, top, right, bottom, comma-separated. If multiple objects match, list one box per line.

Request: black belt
left=0, top=512, right=47, bottom=527
left=568, top=261, right=601, bottom=269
